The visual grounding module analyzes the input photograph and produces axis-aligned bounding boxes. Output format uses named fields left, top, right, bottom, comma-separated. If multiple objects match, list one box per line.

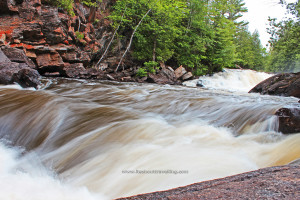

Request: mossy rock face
left=249, top=72, right=300, bottom=99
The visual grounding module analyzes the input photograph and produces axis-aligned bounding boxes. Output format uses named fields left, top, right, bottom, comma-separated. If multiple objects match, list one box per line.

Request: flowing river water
left=0, top=69, right=299, bottom=199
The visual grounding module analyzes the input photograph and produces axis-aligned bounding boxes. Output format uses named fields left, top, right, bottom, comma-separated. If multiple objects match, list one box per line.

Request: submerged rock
left=249, top=72, right=300, bottom=98
left=276, top=107, right=300, bottom=134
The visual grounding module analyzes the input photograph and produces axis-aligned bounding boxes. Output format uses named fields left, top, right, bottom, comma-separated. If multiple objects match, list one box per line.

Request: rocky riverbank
left=117, top=162, right=300, bottom=200
left=0, top=0, right=194, bottom=88
left=249, top=72, right=300, bottom=99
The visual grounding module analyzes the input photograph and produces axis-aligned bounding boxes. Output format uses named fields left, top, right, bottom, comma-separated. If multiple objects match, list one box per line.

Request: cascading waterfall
left=0, top=69, right=299, bottom=199
left=183, top=68, right=272, bottom=92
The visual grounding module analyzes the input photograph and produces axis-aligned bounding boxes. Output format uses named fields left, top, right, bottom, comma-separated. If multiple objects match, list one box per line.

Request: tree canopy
left=49, top=0, right=298, bottom=75
left=267, top=0, right=300, bottom=72
left=109, top=0, right=268, bottom=75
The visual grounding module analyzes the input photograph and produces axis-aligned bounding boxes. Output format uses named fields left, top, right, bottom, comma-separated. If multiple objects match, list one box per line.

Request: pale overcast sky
left=242, top=0, right=297, bottom=48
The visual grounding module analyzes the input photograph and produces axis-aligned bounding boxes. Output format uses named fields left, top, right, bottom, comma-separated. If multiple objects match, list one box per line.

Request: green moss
left=81, top=0, right=101, bottom=7
left=136, top=68, right=147, bottom=77
left=75, top=31, right=85, bottom=40
left=42, top=0, right=100, bottom=16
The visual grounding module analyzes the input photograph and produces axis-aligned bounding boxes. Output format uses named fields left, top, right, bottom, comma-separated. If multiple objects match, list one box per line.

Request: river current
left=0, top=69, right=299, bottom=199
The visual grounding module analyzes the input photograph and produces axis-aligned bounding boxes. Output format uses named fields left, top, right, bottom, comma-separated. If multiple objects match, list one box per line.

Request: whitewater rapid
left=183, top=68, right=272, bottom=92
left=0, top=69, right=299, bottom=199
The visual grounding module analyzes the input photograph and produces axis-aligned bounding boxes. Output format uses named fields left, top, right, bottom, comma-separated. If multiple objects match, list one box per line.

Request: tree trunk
left=115, top=8, right=151, bottom=72
left=95, top=7, right=127, bottom=69
left=153, top=40, right=156, bottom=62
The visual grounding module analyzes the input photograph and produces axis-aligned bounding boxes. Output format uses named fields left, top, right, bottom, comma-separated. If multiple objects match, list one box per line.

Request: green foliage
left=267, top=0, right=300, bottom=72
left=43, top=0, right=74, bottom=15
left=81, top=0, right=101, bottom=7
left=193, top=65, right=208, bottom=76
left=144, top=61, right=158, bottom=74
left=136, top=68, right=147, bottom=77
left=109, top=0, right=266, bottom=75
left=110, top=0, right=186, bottom=63
left=43, top=0, right=100, bottom=15
left=136, top=61, right=159, bottom=77
left=234, top=28, right=267, bottom=70
left=93, top=18, right=100, bottom=25
left=75, top=31, right=84, bottom=40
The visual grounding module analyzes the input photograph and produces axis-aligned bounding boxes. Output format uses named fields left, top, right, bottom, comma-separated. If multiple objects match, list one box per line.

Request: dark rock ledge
left=0, top=47, right=40, bottom=88
left=276, top=107, right=300, bottom=134
left=117, top=163, right=300, bottom=200
left=0, top=0, right=194, bottom=87
left=249, top=72, right=300, bottom=99
left=249, top=72, right=300, bottom=134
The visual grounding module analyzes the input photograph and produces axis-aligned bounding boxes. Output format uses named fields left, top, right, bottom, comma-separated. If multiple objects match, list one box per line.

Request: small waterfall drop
left=183, top=68, right=272, bottom=92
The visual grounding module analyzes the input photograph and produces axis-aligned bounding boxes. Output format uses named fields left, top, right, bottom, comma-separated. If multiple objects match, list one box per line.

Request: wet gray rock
left=12, top=67, right=41, bottom=88
left=0, top=48, right=40, bottom=88
left=0, top=48, right=10, bottom=63
left=275, top=107, right=300, bottom=134
left=61, top=63, right=86, bottom=78
left=249, top=72, right=300, bottom=99
left=1, top=46, right=36, bottom=68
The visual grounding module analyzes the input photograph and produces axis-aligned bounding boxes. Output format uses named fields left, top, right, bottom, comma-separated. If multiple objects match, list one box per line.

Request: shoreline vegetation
left=0, top=0, right=299, bottom=88
left=0, top=0, right=299, bottom=199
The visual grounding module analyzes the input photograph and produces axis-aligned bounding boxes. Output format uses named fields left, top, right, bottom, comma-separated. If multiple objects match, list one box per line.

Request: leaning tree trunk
left=153, top=40, right=156, bottom=62
left=96, top=7, right=127, bottom=69
left=115, top=9, right=151, bottom=72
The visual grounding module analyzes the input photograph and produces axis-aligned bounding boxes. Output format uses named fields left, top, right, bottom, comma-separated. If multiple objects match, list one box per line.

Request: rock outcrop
left=0, top=0, right=192, bottom=85
left=0, top=0, right=110, bottom=79
left=0, top=48, right=40, bottom=88
left=276, top=107, right=300, bottom=134
left=249, top=72, right=300, bottom=99
left=118, top=163, right=300, bottom=200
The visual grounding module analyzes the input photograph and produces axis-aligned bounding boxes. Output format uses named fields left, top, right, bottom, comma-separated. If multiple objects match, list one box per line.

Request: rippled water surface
left=0, top=70, right=299, bottom=199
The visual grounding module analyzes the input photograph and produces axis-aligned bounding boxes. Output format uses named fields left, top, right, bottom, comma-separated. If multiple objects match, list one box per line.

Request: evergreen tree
left=234, top=28, right=267, bottom=70
left=267, top=0, right=300, bottom=72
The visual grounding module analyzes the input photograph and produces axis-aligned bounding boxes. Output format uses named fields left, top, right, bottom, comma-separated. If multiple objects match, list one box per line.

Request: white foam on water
left=0, top=143, right=107, bottom=200
left=0, top=78, right=299, bottom=199
left=0, top=84, right=36, bottom=91
left=36, top=118, right=300, bottom=199
left=183, top=69, right=273, bottom=92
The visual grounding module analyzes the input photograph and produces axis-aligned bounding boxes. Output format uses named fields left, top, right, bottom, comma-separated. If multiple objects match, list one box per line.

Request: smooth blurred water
left=0, top=70, right=299, bottom=199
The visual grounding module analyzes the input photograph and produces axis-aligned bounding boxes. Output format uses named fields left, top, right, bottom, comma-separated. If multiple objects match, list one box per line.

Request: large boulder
left=61, top=63, right=86, bottom=78
left=0, top=47, right=10, bottom=62
left=0, top=48, right=40, bottom=88
left=0, top=61, right=40, bottom=89
left=0, top=0, right=19, bottom=14
left=147, top=71, right=177, bottom=85
left=0, top=61, right=22, bottom=84
left=1, top=46, right=36, bottom=68
left=12, top=67, right=41, bottom=88
left=36, top=52, right=64, bottom=73
left=249, top=72, right=300, bottom=98
left=275, top=108, right=300, bottom=134
left=174, top=65, right=187, bottom=79
left=13, top=22, right=44, bottom=44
